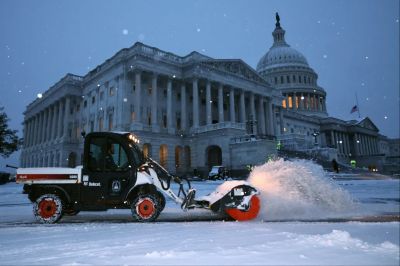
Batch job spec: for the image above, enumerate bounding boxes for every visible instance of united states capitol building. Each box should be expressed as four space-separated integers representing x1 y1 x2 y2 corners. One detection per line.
19 15 398 175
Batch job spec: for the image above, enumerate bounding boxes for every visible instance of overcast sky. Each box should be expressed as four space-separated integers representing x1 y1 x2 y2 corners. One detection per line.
0 0 399 170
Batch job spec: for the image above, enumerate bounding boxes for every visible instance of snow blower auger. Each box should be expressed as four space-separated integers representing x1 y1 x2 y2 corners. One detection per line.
17 132 260 223
145 157 261 221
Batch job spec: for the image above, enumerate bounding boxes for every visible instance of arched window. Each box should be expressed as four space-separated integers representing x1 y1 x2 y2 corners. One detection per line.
143 143 152 158
175 146 182 170
159 145 168 168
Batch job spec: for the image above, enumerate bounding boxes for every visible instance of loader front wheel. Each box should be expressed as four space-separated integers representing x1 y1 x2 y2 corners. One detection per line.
33 194 63 224
131 194 160 222
225 195 260 221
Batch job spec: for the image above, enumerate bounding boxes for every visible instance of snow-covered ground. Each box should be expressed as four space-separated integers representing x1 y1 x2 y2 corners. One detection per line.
0 160 399 265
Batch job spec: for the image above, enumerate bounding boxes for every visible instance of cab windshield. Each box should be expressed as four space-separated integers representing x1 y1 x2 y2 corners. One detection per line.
128 141 145 167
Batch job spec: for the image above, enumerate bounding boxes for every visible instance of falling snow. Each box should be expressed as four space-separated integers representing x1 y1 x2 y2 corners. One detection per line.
323 54 327 59
122 29 129 35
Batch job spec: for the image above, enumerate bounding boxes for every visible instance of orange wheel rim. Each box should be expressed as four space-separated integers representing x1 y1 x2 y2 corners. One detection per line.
225 195 260 221
38 199 57 219
137 198 155 219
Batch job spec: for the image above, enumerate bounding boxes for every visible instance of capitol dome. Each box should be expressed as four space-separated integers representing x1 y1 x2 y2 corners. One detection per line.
257 13 328 118
257 45 309 72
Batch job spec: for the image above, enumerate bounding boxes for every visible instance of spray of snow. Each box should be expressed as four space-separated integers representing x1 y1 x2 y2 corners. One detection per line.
247 159 356 220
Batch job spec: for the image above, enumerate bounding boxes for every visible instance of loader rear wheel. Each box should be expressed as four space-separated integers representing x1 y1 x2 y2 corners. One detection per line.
33 194 63 224
225 195 260 221
131 194 160 222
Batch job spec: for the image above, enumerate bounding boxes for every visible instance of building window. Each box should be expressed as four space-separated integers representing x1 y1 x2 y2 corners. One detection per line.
177 93 181 101
132 85 136 92
100 91 104 101
92 96 95 104
148 87 152 95
109 87 115 96
90 121 94 132
159 144 168 168
288 96 293 108
84 100 87 108
163 89 167 98
287 76 290 83
76 104 80 112
163 114 167 128
293 75 296 82
282 99 286 108
131 112 135 122
295 96 299 109
299 76 302 83
274 77 278 84
148 113 151 125
280 76 284 84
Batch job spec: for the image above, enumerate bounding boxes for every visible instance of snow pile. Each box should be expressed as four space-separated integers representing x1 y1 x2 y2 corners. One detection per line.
248 159 356 220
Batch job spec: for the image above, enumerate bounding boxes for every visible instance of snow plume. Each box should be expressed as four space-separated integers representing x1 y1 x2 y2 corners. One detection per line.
247 159 356 220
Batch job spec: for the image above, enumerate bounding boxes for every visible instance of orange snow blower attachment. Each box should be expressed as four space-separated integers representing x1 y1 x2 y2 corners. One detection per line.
179 180 261 221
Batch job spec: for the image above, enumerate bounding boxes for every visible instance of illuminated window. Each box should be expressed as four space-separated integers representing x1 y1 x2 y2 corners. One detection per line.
143 143 151 158
159 145 168 168
282 99 287 108
131 111 135 122
288 96 293 108
175 146 182 169
295 96 299 109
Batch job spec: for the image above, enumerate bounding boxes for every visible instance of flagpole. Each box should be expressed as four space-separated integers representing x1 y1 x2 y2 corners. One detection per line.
355 92 361 118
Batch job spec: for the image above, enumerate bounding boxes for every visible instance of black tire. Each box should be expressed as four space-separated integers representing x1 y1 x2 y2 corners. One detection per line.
131 193 161 222
33 194 63 224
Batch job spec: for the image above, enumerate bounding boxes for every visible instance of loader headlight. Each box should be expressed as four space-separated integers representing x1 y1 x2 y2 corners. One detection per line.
128 134 140 143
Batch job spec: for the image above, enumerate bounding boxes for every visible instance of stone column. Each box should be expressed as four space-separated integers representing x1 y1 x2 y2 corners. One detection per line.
52 102 58 139
345 134 351 156
259 96 266 135
44 108 50 142
218 83 224 123
57 100 64 138
285 95 289 110
51 104 57 141
279 107 284 135
181 82 187 130
33 116 38 145
151 74 159 132
229 87 235 123
250 93 256 134
167 78 173 129
192 78 199 128
206 80 212 125
63 96 71 138
300 93 304 109
267 99 274 136
38 111 43 144
353 133 359 156
240 90 246 123
135 71 142 123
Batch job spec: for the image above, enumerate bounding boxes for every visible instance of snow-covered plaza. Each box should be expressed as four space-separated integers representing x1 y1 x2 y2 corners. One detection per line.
0 160 398 265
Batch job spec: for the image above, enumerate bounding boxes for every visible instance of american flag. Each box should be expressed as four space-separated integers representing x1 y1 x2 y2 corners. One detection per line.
350 105 358 114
